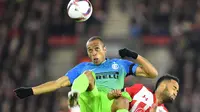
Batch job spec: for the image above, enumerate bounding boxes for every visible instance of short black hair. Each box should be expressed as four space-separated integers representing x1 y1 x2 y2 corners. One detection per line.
154 74 179 92
87 36 105 47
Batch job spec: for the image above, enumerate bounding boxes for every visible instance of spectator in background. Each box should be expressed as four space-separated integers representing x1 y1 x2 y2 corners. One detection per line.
0 0 200 112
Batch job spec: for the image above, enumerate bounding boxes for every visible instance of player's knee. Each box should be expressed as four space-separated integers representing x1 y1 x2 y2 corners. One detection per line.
112 96 129 111
83 70 95 90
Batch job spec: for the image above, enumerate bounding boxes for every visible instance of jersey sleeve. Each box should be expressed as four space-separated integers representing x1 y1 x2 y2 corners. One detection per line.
64 62 86 84
125 84 143 97
116 59 139 76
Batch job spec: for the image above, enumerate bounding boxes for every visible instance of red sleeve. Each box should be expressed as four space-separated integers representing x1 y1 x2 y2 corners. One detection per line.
125 84 143 97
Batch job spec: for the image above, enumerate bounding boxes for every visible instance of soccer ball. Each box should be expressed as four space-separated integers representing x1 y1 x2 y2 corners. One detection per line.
67 0 93 22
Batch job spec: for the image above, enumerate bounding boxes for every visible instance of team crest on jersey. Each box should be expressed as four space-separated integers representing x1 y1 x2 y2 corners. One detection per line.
112 63 119 70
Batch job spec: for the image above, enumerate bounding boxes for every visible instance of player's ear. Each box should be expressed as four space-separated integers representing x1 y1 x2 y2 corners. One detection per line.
159 82 166 91
103 46 107 52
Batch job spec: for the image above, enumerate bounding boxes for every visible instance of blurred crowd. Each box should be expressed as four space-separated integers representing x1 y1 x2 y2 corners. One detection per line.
125 0 200 112
0 0 107 112
0 0 200 112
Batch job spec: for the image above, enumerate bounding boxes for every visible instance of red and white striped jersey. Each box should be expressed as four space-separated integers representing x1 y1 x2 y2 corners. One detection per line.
125 84 168 112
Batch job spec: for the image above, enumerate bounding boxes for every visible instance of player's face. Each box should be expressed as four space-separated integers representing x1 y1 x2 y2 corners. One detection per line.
164 80 179 102
86 39 106 65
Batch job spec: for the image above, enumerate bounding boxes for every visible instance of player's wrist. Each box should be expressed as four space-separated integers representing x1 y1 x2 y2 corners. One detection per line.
27 87 34 95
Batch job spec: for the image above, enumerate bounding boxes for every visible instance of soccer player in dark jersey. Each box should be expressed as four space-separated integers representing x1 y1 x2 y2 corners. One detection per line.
14 36 158 112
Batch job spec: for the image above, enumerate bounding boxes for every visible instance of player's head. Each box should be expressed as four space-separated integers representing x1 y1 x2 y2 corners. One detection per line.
154 74 179 103
86 36 106 65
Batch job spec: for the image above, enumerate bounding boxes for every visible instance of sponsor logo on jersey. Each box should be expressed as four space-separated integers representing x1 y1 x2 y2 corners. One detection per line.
96 72 119 79
112 63 119 70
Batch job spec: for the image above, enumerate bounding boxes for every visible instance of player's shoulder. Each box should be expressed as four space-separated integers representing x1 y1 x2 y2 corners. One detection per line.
109 58 121 62
126 83 153 93
106 58 121 64
110 58 129 63
124 83 146 96
125 83 144 92
131 83 144 88
76 62 91 67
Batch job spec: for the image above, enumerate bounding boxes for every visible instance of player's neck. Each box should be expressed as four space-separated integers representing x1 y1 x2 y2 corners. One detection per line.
93 59 106 65
101 59 106 64
99 58 107 64
155 93 164 104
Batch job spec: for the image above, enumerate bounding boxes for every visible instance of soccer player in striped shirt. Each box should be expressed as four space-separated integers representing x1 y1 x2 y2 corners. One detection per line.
108 75 179 112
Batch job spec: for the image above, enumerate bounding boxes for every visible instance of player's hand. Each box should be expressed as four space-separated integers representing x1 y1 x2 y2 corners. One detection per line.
13 87 33 99
119 48 138 59
107 89 122 100
149 103 157 112
110 89 122 97
150 105 168 112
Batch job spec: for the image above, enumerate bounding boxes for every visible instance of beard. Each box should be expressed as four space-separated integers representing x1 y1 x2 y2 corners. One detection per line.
162 88 174 103
163 96 174 103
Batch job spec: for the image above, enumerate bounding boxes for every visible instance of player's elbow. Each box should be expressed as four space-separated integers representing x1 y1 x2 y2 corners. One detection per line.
54 81 62 89
148 70 158 78
55 76 71 88
55 81 67 89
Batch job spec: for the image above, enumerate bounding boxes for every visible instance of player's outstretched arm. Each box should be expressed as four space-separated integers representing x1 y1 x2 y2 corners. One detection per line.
119 48 158 78
14 76 71 99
